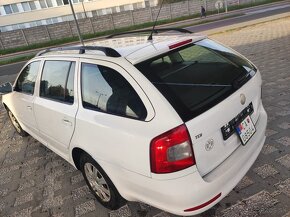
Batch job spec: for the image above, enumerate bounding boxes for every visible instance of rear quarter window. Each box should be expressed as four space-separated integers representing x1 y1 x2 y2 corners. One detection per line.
81 63 147 120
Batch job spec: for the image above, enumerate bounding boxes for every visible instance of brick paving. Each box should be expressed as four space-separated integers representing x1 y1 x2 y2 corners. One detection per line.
0 16 290 217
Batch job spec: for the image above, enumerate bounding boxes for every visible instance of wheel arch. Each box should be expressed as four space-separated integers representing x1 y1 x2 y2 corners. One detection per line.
71 147 130 200
72 147 86 170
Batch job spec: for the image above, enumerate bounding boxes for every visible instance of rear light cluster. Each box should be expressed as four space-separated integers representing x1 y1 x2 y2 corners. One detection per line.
150 125 196 174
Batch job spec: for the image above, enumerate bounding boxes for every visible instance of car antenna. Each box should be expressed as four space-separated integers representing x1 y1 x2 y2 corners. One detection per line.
68 0 84 46
147 0 165 41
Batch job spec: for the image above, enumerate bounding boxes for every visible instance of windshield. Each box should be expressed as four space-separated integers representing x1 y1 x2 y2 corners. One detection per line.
135 39 257 122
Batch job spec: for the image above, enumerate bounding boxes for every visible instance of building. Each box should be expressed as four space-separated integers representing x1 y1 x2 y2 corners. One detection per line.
0 0 158 32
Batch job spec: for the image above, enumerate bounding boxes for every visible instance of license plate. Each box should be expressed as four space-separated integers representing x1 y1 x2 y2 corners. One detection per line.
235 115 256 145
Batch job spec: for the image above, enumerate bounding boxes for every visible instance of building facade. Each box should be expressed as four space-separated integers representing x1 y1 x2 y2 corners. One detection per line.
0 0 157 32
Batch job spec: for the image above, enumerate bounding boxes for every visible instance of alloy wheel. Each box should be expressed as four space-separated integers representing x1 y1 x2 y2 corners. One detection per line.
84 162 111 202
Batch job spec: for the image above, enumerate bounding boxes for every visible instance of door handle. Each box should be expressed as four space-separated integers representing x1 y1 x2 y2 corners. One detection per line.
62 119 72 126
27 106 32 110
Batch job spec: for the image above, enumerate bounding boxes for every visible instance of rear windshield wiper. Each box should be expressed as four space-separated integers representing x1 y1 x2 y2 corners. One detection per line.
232 70 254 89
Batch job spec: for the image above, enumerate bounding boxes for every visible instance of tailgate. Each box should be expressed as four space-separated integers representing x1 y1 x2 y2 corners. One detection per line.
186 72 262 176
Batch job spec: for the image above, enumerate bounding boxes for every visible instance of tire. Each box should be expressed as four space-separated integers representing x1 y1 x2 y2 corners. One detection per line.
79 153 126 210
7 109 28 137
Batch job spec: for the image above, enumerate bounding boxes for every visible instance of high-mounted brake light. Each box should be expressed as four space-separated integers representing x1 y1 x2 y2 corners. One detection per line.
169 39 193 49
150 124 196 174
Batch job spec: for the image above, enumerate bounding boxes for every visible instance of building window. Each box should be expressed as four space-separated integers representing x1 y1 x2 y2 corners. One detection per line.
46 19 53 24
133 2 144 9
124 4 132 11
29 1 37 10
46 0 53 7
11 4 19 13
12 24 19 30
76 13 85 19
96 9 103 16
86 11 93 17
56 0 63 6
111 7 117 13
52 17 59 23
22 2 31 11
4 5 12 14
36 20 42 26
145 0 150 7
63 0 69 5
39 0 48 8
119 5 125 12
106 8 112 14
18 23 26 29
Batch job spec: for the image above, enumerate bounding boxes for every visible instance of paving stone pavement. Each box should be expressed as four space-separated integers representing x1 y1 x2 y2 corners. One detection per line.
0 16 290 217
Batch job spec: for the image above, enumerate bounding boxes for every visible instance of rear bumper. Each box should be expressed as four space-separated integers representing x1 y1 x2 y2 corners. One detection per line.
101 104 267 216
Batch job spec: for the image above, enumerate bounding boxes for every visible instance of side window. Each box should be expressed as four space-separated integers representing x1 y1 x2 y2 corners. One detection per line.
81 63 147 120
40 60 75 104
15 61 40 95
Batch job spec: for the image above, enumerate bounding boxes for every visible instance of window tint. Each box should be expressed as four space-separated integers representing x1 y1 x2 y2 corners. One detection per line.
15 61 40 94
81 63 147 120
40 61 75 104
136 39 256 122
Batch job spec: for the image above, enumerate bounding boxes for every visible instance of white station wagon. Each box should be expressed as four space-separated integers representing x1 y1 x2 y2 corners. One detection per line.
1 29 267 216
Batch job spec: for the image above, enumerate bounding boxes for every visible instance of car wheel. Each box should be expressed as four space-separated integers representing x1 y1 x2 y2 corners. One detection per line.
7 109 28 137
79 153 126 210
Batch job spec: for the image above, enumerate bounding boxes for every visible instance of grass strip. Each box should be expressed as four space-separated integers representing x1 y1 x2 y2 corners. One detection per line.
0 55 35 66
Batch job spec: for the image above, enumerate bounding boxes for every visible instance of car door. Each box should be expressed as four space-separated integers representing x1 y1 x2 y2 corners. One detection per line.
33 58 78 160
71 59 155 176
11 60 41 136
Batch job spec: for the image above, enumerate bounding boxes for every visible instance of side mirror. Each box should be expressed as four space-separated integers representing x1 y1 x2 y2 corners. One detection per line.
0 82 13 95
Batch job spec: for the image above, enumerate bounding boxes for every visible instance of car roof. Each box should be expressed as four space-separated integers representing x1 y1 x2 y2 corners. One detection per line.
38 33 206 65
87 34 206 64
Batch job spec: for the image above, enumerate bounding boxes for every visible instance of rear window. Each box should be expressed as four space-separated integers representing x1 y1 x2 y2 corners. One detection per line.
135 39 256 122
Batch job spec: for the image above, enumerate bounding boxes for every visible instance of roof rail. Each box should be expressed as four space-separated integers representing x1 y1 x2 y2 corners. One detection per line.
36 46 121 57
107 28 192 39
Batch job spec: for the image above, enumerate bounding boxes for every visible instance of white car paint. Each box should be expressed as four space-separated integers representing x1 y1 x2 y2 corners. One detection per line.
2 33 267 216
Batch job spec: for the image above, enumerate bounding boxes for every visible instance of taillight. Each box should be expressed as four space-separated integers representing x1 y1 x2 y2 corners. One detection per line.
150 124 196 174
